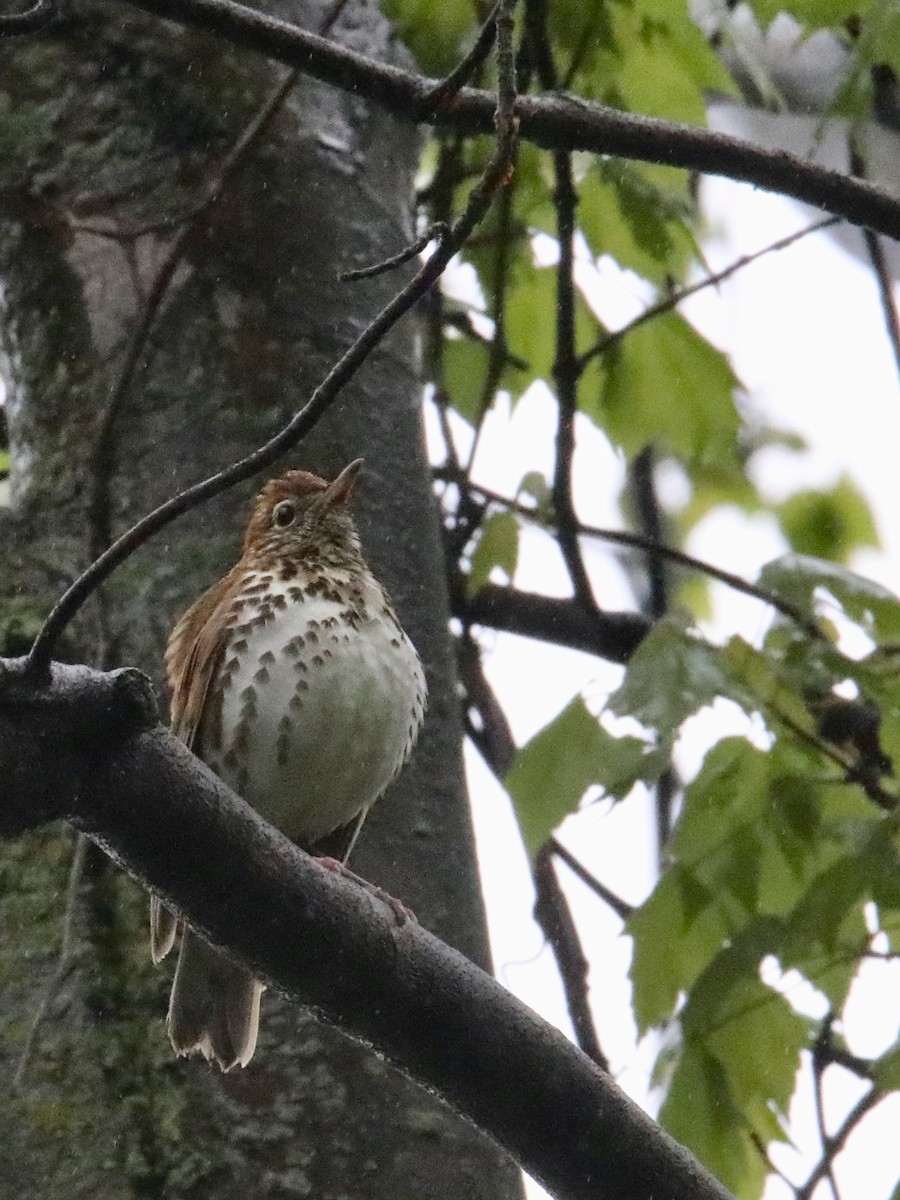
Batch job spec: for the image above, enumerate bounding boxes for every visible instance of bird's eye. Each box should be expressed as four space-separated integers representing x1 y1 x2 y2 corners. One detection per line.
272 500 296 528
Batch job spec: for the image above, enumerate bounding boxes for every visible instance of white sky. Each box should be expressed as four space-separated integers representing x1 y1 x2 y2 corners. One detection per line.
441 174 900 1200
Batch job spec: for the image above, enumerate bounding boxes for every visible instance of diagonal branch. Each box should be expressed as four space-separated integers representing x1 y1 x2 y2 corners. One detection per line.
123 0 900 240
0 657 736 1200
534 842 609 1071
578 215 840 370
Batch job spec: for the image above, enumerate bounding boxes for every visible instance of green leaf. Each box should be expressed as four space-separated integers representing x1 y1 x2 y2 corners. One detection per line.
672 739 769 865
682 928 810 1118
467 512 519 593
759 555 900 644
587 313 741 466
660 1046 768 1200
776 475 879 563
503 262 556 389
608 618 741 740
578 163 695 281
501 262 601 397
515 470 550 513
628 864 744 1032
505 697 664 856
382 0 476 75
719 636 816 736
874 1043 900 1092
442 333 487 424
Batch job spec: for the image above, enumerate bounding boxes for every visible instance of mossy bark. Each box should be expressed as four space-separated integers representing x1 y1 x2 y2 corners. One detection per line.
0 5 522 1198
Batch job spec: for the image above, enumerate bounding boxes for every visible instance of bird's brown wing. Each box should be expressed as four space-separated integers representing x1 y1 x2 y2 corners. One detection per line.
165 565 243 750
154 566 243 960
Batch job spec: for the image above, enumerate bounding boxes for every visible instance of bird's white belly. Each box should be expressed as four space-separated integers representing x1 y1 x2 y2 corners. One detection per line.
201 587 425 845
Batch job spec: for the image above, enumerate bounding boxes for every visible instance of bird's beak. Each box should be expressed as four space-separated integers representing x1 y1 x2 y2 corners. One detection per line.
322 458 364 510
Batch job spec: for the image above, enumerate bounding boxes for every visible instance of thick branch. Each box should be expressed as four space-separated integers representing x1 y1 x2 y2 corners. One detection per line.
0 658 733 1200
463 584 651 663
125 0 900 240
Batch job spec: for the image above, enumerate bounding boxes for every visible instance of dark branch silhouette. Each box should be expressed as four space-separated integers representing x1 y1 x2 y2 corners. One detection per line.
123 0 900 239
0 657 735 1200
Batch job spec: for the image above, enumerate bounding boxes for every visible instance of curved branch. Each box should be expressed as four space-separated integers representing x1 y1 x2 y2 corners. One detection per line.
0 658 734 1200
126 0 900 240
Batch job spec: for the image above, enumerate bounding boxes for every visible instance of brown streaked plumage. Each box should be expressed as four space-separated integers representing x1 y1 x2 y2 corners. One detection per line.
153 460 426 1070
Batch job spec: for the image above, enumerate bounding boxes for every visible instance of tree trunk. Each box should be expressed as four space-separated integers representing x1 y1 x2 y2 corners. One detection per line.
0 4 522 1197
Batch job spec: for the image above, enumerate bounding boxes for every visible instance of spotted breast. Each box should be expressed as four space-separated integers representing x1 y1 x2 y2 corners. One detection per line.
153 460 426 1070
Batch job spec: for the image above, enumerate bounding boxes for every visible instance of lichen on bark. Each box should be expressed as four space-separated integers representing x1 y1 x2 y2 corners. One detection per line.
0 3 522 1197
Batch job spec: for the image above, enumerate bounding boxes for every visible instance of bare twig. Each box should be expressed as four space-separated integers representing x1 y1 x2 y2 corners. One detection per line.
860 226 900 384
25 0 521 679
456 478 824 640
521 2 595 611
550 837 634 921
795 1083 883 1200
423 0 500 109
534 842 610 1070
462 152 517 475
12 833 88 1091
457 632 516 774
339 223 449 281
812 1017 842 1200
551 147 596 609
579 216 841 370
628 447 678 852
851 150 900 387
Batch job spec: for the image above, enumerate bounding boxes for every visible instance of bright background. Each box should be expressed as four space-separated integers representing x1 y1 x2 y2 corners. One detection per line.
435 171 900 1199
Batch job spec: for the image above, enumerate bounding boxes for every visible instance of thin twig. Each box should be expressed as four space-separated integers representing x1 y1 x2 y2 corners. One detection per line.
534 843 610 1070
850 150 900 387
629 448 678 852
455 477 825 640
579 216 840 370
457 631 516 774
522 0 595 609
550 836 634 921
461 151 517 476
423 0 500 109
25 0 521 679
12 833 88 1092
812 1017 842 1200
795 1084 883 1200
339 223 449 281
551 148 596 608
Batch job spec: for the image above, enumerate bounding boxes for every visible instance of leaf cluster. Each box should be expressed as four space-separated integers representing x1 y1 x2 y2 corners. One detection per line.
385 0 900 1193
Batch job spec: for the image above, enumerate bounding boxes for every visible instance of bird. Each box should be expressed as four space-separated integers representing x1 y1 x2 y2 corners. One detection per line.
151 459 427 1070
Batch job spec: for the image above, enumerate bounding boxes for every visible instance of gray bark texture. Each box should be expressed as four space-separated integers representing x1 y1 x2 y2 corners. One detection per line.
0 3 522 1198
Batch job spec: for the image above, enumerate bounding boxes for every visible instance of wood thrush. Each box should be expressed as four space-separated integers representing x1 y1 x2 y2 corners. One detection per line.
151 460 427 1070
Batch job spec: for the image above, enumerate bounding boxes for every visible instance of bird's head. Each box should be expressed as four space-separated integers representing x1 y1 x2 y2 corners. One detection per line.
243 459 364 567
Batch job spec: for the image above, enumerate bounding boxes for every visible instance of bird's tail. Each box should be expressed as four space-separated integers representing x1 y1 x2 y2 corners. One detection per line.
167 926 262 1071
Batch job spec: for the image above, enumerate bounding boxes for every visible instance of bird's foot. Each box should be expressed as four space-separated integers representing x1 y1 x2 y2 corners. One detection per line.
315 856 416 926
